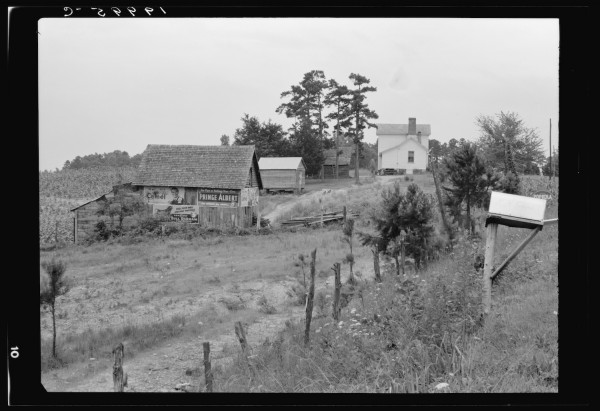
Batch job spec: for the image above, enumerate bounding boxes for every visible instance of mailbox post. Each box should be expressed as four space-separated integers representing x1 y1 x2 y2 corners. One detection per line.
482 192 551 315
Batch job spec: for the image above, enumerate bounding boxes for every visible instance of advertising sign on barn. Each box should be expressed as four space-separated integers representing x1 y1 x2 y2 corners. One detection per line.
197 188 239 207
240 187 259 207
153 204 199 224
144 186 187 205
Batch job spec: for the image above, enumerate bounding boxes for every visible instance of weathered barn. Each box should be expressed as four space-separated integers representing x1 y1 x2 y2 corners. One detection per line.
71 145 262 243
321 146 354 178
258 157 306 194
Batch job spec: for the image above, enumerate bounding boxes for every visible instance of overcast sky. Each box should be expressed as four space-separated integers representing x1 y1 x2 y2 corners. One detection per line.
38 18 558 171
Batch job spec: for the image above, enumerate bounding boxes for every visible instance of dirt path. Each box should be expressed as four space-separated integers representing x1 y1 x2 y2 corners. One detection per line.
41 271 358 392
41 309 305 392
262 187 346 225
264 176 401 225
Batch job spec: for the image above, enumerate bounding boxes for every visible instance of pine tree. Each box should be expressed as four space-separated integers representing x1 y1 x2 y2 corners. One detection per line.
40 258 69 358
441 142 492 232
324 79 353 179
348 73 378 184
359 182 435 271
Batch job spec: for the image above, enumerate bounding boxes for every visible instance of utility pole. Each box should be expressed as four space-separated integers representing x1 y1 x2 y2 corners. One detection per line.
549 118 552 180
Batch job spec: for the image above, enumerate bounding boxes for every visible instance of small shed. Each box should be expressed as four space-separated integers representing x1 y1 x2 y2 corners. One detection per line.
70 182 145 244
322 146 354 178
258 157 306 194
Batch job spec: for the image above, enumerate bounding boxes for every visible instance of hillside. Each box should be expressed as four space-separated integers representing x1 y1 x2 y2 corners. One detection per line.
39 174 558 393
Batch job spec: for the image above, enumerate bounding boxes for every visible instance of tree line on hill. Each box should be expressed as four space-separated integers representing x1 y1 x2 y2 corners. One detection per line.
429 111 556 177
62 150 142 170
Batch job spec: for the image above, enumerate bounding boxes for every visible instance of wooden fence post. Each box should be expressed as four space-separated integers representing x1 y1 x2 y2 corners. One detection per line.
234 321 249 354
400 232 406 275
256 201 261 233
234 321 254 376
304 248 317 347
112 342 126 392
482 223 498 315
332 262 341 321
372 247 382 283
203 341 213 393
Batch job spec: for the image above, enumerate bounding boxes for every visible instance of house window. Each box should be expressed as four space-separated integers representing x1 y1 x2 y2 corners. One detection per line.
408 151 414 163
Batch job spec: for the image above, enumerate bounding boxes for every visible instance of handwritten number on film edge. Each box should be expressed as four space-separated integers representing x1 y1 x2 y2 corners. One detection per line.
63 7 166 17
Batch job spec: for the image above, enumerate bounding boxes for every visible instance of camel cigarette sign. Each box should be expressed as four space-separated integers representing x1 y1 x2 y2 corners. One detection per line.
144 186 187 205
153 204 199 223
198 188 239 207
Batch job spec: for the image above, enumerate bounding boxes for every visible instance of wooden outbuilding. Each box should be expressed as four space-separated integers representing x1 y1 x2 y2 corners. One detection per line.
71 145 262 243
321 146 354 179
258 157 306 194
70 182 145 244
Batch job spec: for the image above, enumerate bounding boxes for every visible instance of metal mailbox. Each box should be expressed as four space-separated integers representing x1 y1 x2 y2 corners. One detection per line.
486 191 547 229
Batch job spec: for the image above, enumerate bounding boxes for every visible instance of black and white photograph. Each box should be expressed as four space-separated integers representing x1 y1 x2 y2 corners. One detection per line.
6 4 591 405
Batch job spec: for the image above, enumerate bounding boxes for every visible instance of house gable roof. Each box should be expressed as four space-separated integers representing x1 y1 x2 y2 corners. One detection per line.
258 157 306 170
380 138 428 155
376 123 431 136
132 144 262 190
323 146 354 166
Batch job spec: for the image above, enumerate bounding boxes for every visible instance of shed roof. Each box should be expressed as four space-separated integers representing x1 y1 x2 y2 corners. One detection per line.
258 157 305 170
132 144 261 189
323 146 354 166
70 192 112 212
376 123 431 136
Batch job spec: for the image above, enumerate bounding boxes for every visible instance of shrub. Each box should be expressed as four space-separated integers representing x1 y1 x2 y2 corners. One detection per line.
286 281 307 306
314 290 329 317
163 224 180 236
138 216 162 233
257 295 277 314
361 182 437 271
219 296 246 311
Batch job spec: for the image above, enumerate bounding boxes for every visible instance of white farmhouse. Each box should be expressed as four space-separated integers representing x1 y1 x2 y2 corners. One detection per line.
376 117 431 174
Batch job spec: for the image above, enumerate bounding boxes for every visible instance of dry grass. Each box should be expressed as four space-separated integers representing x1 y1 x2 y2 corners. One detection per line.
211 201 558 393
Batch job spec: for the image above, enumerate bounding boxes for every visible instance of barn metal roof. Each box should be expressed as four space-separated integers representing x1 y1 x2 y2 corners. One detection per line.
376 123 431 136
132 144 262 190
258 157 305 170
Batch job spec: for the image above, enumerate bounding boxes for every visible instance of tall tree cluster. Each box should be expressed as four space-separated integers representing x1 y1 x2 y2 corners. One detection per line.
276 70 379 181
231 70 379 179
476 111 545 176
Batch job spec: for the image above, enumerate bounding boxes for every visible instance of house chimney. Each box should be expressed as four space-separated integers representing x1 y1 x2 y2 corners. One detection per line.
408 118 417 135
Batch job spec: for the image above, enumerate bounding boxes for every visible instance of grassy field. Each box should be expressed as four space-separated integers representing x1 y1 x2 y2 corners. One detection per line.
212 200 559 393
39 172 558 393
